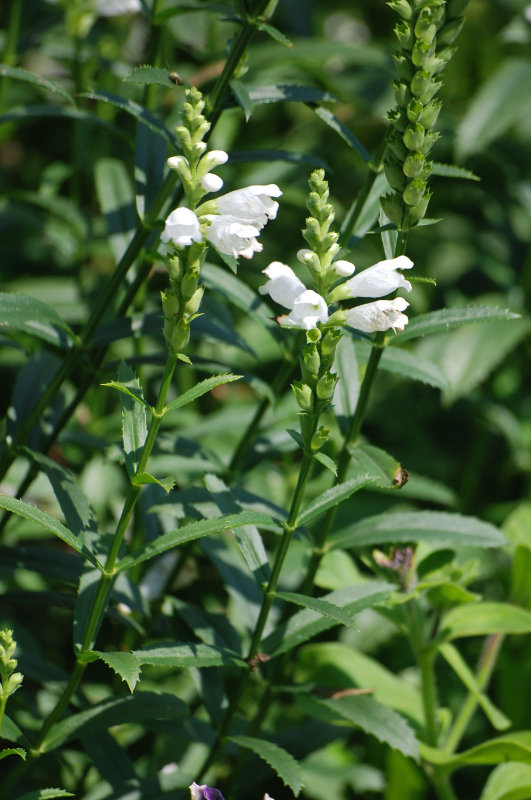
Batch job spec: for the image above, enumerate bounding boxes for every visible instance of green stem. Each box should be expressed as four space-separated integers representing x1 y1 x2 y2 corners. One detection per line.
444 633 504 754
0 0 22 113
406 601 438 746
143 0 165 111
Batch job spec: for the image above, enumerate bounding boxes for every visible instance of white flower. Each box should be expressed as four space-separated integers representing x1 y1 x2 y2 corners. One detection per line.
215 184 281 228
204 215 262 259
259 262 306 308
94 0 142 16
161 208 202 248
263 795 276 800
342 255 413 298
344 297 409 333
201 150 229 169
201 173 224 193
282 290 329 330
332 259 356 277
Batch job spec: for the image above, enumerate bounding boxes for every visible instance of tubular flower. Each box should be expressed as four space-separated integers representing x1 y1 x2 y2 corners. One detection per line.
215 184 281 227
344 297 410 333
259 262 306 308
332 255 413 301
161 208 202 248
204 216 263 259
189 784 225 800
283 290 329 330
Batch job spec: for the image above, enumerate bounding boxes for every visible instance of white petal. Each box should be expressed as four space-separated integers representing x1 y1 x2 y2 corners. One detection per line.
203 150 229 168
205 215 262 259
161 207 202 247
344 255 413 298
344 298 409 333
167 156 187 171
284 289 328 330
201 173 224 193
216 184 282 227
94 0 141 15
259 262 306 309
332 259 356 277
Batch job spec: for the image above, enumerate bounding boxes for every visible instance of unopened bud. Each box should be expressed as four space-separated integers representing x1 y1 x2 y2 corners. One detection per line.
303 344 320 378
408 188 431 223
316 372 337 402
419 130 439 155
403 122 425 150
393 54 414 81
406 98 423 122
384 157 408 192
380 193 404 226
412 40 435 68
393 80 411 107
387 0 413 20
292 381 313 412
184 286 204 315
311 426 330 452
395 21 414 49
403 151 425 178
403 178 426 206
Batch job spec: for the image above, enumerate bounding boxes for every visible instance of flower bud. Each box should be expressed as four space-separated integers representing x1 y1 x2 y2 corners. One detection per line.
292 381 313 412
393 80 411 107
403 178 426 206
387 0 413 20
403 122 425 150
320 328 341 367
316 372 337 402
181 270 199 301
7 672 23 694
438 17 464 45
167 156 192 181
380 193 404 226
384 156 408 192
303 344 320 378
167 256 182 284
387 131 408 161
419 130 439 154
311 426 330 452
406 98 423 123
184 286 204 315
332 260 355 277
415 9 437 43
191 142 207 159
393 54 414 81
412 40 435 68
200 173 224 193
410 68 432 97
408 188 431 223
394 21 414 49
403 151 425 178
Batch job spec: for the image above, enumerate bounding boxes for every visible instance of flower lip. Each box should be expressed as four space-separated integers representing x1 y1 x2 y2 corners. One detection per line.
161 207 202 248
283 289 329 330
215 184 282 226
204 215 262 259
344 297 409 333
259 262 306 309
343 255 413 298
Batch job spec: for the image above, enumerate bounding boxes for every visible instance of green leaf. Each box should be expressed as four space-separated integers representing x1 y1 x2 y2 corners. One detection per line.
347 442 402 489
102 380 150 409
133 642 245 668
303 694 419 760
333 335 359 436
421 732 531 769
297 474 374 527
331 511 506 551
80 90 177 145
0 64 74 105
0 714 30 746
479 763 531 800
248 84 337 106
165 374 242 414
14 791 74 800
228 148 329 169
313 107 371 163
0 747 26 761
442 603 531 640
115 511 276 573
456 59 531 159
41 692 188 752
0 105 129 144
392 306 521 344
135 122 167 219
131 472 175 493
439 643 510 730
231 79 253 121
0 495 103 572
0 292 76 348
276 591 359 631
95 158 137 264
255 22 293 48
124 65 176 87
228 735 303 796
431 162 480 181
355 340 449 391
118 362 148 479
91 651 141 692
313 452 337 476
262 582 393 657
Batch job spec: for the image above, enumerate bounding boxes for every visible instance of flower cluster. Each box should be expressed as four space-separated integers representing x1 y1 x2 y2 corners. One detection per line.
189 783 274 800
381 0 470 228
0 629 23 703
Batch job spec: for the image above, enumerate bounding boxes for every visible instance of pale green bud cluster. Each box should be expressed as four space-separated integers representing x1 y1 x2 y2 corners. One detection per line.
381 0 470 229
161 244 205 354
0 628 23 702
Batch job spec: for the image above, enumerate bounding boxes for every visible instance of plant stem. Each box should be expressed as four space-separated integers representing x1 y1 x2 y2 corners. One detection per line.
0 0 22 113
444 633 504 754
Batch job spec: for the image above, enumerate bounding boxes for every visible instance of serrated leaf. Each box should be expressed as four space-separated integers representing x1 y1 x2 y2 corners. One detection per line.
0 64 74 104
421 732 531 769
115 511 276 573
479 762 531 800
0 747 26 761
124 65 176 87
262 582 393 657
0 292 76 348
116 362 148 479
229 735 303 796
313 451 337 475
297 474 374 527
276 591 359 631
41 692 188 752
255 22 293 48
431 162 480 181
392 307 521 344
0 495 102 571
355 340 449 391
230 79 253 121
303 694 419 760
439 643 510 730
331 511 506 551
14 791 74 800
133 642 245 668
442 603 531 640
101 380 150 409
313 107 371 163
165 374 242 414
0 714 29 746
248 84 337 106
132 472 175 493
91 651 141 692
347 442 402 489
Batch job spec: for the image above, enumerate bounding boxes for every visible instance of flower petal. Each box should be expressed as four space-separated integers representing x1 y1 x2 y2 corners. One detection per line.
259 262 306 309
161 207 202 247
344 297 409 332
344 255 413 298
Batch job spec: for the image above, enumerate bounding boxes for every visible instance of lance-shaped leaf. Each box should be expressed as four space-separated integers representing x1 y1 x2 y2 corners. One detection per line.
0 64 74 104
420 732 531 769
14 791 74 800
95 159 137 265
347 443 402 489
276 591 359 631
0 292 76 348
90 651 142 692
479 762 531 800
441 603 531 640
165 373 242 414
0 748 26 762
125 65 176 87
115 511 276 573
80 91 177 145
41 692 188 752
301 694 419 761
262 583 393 658
391 307 520 344
296 473 374 527
355 340 449 391
229 735 303 796
133 642 245 668
313 107 371 163
331 511 505 551
132 472 175 493
0 496 103 572
114 363 148 478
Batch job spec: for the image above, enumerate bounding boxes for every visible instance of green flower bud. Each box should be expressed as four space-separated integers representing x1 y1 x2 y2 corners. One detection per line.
415 9 437 43
387 131 409 161
387 0 413 20
419 130 439 154
418 98 441 128
395 21 414 50
191 142 207 160
180 271 199 301
403 151 425 178
408 188 431 223
7 672 23 694
384 156 408 192
412 40 435 68
393 54 414 81
167 256 183 284
303 344 320 378
306 327 321 344
292 381 313 412
403 122 425 150
430 4 446 27
393 80 411 107
380 193 404 226
410 68 433 97
438 17 464 45
311 426 330 452
161 289 179 320
403 178 426 206
320 328 341 368
316 372 337 402
406 98 423 122
184 286 204 315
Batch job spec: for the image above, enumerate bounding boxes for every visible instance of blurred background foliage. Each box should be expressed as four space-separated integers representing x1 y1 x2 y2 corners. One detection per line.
0 1 530 798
